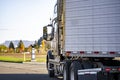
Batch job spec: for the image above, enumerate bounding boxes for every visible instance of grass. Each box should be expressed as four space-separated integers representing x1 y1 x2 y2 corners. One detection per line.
36 57 46 62
0 53 46 63
0 56 23 63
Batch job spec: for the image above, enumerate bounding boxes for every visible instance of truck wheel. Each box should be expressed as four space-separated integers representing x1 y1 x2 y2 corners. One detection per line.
63 61 71 80
47 62 54 77
46 51 55 78
70 61 82 80
46 51 54 70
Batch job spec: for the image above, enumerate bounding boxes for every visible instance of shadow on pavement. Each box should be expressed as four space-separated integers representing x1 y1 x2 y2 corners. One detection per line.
0 74 62 80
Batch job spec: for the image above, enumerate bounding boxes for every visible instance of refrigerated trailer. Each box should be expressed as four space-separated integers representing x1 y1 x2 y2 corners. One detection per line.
43 0 120 80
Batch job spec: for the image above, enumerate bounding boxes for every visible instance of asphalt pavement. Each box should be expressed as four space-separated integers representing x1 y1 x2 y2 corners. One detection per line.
0 62 63 80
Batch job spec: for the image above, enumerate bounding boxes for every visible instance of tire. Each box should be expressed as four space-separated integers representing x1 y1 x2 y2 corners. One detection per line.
97 72 107 80
46 50 55 78
82 61 93 69
48 69 54 78
114 73 120 80
118 74 120 80
63 61 71 80
70 61 82 80
46 50 54 70
47 61 55 77
108 73 114 80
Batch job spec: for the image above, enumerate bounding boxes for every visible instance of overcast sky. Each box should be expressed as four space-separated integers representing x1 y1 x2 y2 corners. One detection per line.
0 0 56 43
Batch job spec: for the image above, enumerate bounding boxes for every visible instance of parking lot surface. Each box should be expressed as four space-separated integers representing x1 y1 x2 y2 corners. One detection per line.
0 62 62 80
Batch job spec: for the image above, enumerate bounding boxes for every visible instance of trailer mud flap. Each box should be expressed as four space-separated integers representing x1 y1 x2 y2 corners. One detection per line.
78 68 101 80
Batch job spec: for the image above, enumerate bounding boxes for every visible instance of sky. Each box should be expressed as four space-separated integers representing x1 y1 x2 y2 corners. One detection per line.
0 0 56 44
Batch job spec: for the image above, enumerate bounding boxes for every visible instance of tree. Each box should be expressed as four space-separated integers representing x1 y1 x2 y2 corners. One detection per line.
17 40 25 53
41 40 45 50
27 45 32 52
0 45 8 53
8 41 15 53
46 41 51 50
34 41 39 49
9 41 15 49
38 37 43 46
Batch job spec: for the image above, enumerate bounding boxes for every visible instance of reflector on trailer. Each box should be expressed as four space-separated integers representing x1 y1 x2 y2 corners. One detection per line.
94 51 99 54
109 52 116 54
105 68 111 72
66 51 71 56
80 51 85 54
118 68 120 71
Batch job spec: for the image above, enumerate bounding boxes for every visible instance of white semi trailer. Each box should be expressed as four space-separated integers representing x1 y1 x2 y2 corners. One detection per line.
43 0 120 80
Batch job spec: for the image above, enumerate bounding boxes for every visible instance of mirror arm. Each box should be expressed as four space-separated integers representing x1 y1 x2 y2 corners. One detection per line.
47 24 52 26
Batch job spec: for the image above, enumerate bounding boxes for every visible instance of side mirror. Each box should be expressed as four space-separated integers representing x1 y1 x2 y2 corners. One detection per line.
43 24 54 41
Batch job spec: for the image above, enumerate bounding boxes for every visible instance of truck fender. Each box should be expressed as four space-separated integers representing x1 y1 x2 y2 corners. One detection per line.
47 50 54 59
70 61 82 80
63 61 71 80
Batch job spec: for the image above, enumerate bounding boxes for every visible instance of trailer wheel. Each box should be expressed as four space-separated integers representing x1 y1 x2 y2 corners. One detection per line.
70 61 82 80
82 61 93 69
113 73 120 80
108 73 114 80
63 61 71 80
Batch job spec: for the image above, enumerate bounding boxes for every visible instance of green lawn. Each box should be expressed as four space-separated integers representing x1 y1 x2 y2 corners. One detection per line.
0 56 23 63
0 54 46 63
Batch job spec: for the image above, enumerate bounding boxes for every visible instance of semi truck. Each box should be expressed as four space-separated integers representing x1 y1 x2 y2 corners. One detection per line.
43 0 120 80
